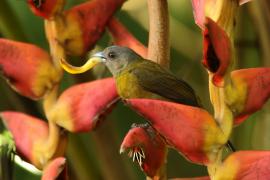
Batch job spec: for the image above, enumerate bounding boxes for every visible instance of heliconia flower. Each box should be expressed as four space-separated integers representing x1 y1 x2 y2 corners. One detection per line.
46 0 125 56
203 18 231 87
126 99 226 165
41 157 67 180
107 18 148 58
226 68 270 125
214 151 270 179
0 112 67 169
0 39 61 100
120 123 167 178
191 0 238 35
49 78 119 132
27 0 65 19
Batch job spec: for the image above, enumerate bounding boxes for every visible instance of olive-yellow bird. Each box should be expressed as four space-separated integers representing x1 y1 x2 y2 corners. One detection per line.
60 45 235 151
61 46 201 107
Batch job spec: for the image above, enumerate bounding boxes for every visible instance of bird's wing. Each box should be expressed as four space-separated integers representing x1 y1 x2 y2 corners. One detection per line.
131 60 201 107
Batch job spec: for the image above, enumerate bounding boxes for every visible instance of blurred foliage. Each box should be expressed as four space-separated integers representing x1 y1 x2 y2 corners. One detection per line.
0 0 269 179
0 131 15 180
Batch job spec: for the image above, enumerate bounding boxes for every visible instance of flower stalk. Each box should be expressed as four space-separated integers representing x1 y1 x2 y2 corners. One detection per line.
147 0 170 67
146 0 170 179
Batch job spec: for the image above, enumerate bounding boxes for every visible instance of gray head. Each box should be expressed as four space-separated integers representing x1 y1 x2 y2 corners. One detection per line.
94 46 141 76
60 46 141 76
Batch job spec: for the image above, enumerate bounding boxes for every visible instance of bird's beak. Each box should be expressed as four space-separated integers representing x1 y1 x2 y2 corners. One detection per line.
92 52 106 61
60 51 106 74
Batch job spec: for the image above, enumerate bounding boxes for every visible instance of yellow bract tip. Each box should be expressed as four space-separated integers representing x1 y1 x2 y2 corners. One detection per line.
60 57 103 74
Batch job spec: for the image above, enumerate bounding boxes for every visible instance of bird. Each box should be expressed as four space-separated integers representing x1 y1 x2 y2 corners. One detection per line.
60 46 201 107
60 45 235 151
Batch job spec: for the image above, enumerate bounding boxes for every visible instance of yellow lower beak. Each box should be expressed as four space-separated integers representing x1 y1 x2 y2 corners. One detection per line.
60 57 103 74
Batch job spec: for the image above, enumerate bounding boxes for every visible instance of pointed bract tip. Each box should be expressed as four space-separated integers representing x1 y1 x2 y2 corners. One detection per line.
119 146 126 154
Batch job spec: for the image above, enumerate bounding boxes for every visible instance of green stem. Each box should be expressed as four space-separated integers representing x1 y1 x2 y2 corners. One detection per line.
0 131 15 180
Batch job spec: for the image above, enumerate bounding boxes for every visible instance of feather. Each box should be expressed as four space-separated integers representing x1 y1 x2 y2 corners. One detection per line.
130 60 201 107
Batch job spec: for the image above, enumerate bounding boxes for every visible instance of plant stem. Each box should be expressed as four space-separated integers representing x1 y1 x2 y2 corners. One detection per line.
209 83 233 140
44 19 66 73
40 86 65 168
205 1 239 178
147 0 170 67
147 0 169 179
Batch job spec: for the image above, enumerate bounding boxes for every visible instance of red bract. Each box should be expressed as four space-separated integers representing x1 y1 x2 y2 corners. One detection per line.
203 18 231 87
191 0 238 34
214 151 270 179
50 78 119 132
1 112 50 169
191 0 205 29
27 0 65 19
228 68 270 125
0 38 60 99
42 157 67 180
126 99 225 165
51 0 125 56
0 112 67 169
108 18 148 58
0 111 48 165
120 124 166 178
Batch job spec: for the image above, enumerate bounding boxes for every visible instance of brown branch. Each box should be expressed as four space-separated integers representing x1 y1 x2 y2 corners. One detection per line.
146 1 169 179
147 0 170 68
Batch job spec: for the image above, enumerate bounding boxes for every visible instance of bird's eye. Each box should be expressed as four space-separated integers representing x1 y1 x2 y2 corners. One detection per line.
108 52 116 59
32 0 44 8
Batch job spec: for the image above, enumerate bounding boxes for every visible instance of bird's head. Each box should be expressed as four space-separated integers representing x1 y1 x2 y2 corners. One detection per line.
60 46 141 76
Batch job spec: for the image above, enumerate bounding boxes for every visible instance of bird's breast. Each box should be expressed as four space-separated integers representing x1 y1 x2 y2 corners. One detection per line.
116 71 154 99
